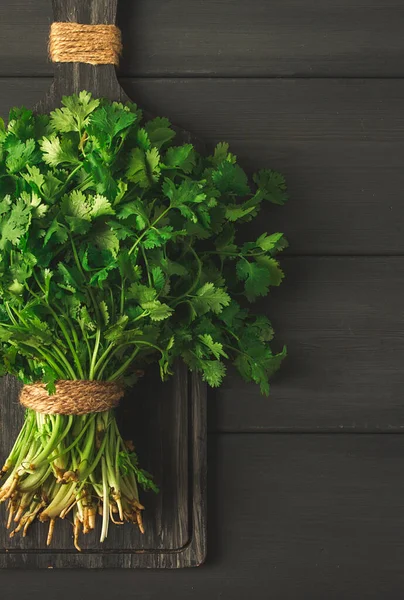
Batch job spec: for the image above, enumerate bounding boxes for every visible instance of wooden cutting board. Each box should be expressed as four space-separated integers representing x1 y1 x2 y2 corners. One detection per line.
0 0 207 569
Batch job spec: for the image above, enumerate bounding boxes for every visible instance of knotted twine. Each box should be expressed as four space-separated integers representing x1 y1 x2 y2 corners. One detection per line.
49 22 122 66
20 380 124 415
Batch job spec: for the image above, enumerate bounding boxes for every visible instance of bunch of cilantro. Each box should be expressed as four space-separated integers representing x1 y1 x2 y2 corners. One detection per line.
0 92 287 546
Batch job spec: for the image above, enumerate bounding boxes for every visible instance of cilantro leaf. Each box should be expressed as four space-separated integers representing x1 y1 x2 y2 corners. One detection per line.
87 104 137 144
151 266 165 291
40 135 80 167
191 283 231 316
200 360 226 387
5 138 37 173
255 232 285 252
51 91 100 133
198 334 228 359
126 147 161 188
141 301 173 321
253 169 288 205
236 260 271 300
145 117 176 148
209 142 236 167
212 161 250 195
163 144 196 173
0 198 31 249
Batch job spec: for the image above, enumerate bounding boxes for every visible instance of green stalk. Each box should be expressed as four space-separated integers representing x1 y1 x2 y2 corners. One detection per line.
30 415 72 468
16 342 66 379
69 234 101 323
77 418 109 481
18 465 52 493
76 417 96 480
89 326 101 380
171 245 202 304
47 311 84 379
52 344 78 380
100 456 110 542
1 410 34 471
128 206 171 256
25 275 85 380
107 347 140 382
92 342 115 378
51 414 97 460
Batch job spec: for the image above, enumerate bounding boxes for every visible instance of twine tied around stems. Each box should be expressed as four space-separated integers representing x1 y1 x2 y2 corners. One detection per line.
19 380 124 415
49 22 122 66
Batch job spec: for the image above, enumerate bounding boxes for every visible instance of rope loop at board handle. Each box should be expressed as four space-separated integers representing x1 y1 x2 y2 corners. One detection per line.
49 22 122 66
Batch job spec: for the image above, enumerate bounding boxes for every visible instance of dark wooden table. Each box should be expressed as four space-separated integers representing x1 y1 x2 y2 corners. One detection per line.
2 1 404 597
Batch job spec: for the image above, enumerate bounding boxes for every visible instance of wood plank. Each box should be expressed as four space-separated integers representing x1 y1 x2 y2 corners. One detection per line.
2 434 404 597
212 257 404 432
0 1 52 76
1 77 404 254
2 0 404 77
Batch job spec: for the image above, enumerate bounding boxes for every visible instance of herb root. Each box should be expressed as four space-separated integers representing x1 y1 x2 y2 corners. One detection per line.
0 409 154 550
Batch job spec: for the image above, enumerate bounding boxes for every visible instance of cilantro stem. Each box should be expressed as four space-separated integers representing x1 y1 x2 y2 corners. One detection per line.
78 320 92 376
52 344 77 380
32 273 84 378
104 339 165 382
21 277 83 379
16 342 66 379
92 342 115 378
89 327 101 380
222 327 241 343
222 343 250 359
128 206 171 256
171 246 202 305
100 457 110 542
93 334 146 380
140 246 152 287
108 286 116 323
120 277 125 315
4 302 18 326
69 234 101 323
51 314 84 378
107 347 140 382
202 249 267 258
56 163 83 198
50 414 96 459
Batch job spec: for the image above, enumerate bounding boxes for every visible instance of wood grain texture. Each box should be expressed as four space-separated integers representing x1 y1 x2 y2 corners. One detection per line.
2 77 404 254
0 367 207 568
2 434 404 596
0 0 403 588
211 257 404 432
2 0 404 77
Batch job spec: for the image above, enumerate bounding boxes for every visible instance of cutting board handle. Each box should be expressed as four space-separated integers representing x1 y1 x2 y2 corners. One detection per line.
52 0 118 24
36 0 204 150
36 0 127 112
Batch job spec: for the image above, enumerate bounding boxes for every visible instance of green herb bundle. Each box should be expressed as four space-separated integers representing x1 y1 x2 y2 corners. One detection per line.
0 91 287 549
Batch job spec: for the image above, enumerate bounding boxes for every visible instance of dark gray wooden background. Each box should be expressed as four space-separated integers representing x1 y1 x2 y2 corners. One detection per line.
1 0 404 597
